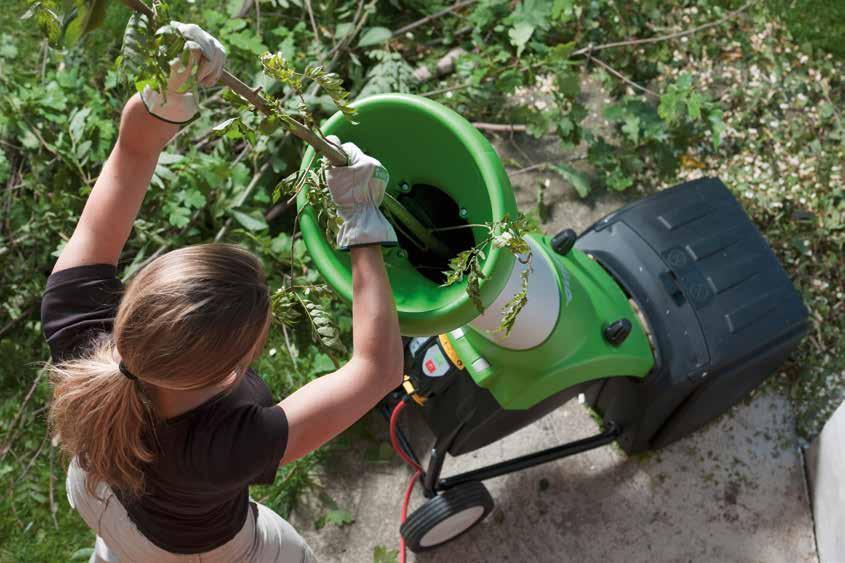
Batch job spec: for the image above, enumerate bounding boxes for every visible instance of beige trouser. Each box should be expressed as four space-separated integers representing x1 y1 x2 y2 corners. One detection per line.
67 459 316 563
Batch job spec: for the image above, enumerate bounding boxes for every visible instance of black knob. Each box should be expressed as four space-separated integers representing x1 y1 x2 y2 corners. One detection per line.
551 228 577 255
603 319 632 347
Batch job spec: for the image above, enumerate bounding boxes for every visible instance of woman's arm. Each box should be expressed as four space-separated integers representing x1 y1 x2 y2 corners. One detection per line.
52 95 178 273
278 245 403 464
53 24 226 274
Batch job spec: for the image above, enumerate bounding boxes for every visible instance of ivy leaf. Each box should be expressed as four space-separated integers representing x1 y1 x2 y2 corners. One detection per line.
167 205 191 228
551 163 591 198
357 27 392 47
551 0 574 20
708 109 726 148
621 115 640 144
316 508 355 529
182 188 206 209
658 90 681 124
508 22 534 57
373 545 399 563
231 210 268 232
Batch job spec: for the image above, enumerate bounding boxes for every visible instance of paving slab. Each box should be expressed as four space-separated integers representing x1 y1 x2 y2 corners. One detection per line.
292 390 816 563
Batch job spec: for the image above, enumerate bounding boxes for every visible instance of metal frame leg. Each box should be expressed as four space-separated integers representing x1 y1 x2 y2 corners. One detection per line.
435 422 620 492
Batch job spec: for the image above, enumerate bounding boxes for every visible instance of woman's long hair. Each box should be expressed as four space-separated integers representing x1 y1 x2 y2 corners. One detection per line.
48 244 272 497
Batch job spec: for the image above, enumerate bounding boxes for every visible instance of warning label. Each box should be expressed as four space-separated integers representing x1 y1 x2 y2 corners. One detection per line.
422 346 449 378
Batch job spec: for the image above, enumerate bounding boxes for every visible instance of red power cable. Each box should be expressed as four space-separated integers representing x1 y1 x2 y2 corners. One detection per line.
400 469 422 563
390 398 423 563
390 399 422 472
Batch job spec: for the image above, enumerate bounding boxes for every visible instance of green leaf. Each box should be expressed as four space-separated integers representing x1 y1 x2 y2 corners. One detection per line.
686 92 704 120
551 163 591 198
548 41 575 61
309 353 336 376
68 107 91 144
496 267 530 335
71 548 95 561
231 210 268 232
373 545 399 563
621 115 640 144
357 27 392 47
63 0 110 45
334 22 354 39
182 189 206 209
323 508 355 527
167 206 191 228
551 0 574 19
508 22 535 57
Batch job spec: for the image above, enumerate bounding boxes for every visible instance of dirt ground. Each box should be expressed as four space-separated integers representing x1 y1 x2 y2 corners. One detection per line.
287 134 818 562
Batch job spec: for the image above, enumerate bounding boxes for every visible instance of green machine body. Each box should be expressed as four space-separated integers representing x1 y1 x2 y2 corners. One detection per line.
298 94 654 411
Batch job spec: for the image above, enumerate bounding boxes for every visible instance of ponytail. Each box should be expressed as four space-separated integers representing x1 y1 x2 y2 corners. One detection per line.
49 243 271 498
48 336 155 498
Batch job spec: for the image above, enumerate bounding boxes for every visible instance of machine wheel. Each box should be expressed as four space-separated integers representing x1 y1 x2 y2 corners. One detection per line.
400 481 494 552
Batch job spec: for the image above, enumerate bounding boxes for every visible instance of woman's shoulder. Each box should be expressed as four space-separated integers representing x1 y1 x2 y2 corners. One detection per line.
41 263 123 363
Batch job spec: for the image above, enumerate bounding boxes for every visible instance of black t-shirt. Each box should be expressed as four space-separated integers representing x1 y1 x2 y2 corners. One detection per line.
41 264 289 554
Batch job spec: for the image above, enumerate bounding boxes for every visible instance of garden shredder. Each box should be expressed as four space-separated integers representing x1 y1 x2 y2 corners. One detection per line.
298 94 809 552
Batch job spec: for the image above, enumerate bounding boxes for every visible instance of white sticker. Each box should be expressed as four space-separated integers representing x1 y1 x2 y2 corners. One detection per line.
408 337 428 357
422 346 450 378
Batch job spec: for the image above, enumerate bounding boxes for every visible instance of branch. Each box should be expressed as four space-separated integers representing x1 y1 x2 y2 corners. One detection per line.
473 122 528 133
586 54 658 98
303 0 322 45
572 2 753 56
214 161 272 242
0 302 35 340
0 370 45 465
391 0 477 37
118 0 347 166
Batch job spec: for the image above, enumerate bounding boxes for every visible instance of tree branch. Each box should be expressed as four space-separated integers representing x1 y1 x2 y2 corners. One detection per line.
391 0 477 38
586 54 658 98
472 122 528 132
119 0 348 166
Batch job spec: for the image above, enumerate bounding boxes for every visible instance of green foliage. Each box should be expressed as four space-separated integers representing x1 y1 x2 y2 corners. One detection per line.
440 213 534 331
373 544 400 563
443 246 486 313
769 0 845 57
261 52 356 120
358 50 416 99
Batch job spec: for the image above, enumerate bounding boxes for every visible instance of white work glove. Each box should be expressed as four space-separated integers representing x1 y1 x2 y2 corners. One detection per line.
139 22 226 124
324 136 398 250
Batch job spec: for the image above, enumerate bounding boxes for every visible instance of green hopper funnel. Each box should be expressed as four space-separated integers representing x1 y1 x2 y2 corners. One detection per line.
298 94 518 336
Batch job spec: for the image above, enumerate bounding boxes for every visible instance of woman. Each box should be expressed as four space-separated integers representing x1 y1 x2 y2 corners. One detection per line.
43 22 403 562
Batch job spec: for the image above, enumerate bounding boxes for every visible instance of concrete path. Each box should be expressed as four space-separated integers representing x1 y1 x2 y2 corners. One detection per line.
290 135 817 562
292 391 816 563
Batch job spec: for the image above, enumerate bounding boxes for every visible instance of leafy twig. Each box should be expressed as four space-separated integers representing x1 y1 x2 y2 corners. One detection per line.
118 0 348 166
